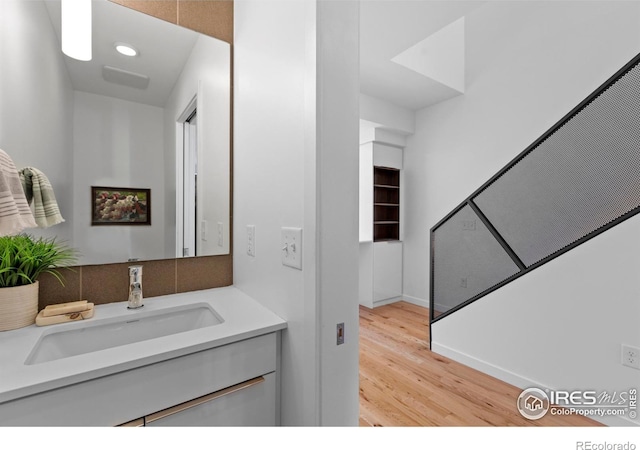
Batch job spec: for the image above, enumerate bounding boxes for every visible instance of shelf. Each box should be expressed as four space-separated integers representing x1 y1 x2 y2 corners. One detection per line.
374 188 399 204
374 167 400 187
373 166 400 242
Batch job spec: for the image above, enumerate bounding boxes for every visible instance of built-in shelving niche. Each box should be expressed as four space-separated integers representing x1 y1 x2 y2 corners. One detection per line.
373 167 400 242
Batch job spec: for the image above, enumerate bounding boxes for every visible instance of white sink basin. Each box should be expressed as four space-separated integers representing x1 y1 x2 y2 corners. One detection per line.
25 303 223 365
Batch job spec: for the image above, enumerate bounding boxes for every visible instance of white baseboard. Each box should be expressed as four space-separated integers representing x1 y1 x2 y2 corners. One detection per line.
431 342 639 427
400 294 429 309
401 294 451 315
372 296 402 308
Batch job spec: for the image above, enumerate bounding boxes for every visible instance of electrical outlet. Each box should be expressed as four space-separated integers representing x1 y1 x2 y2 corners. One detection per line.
247 225 255 257
621 344 640 369
462 220 476 231
337 323 344 345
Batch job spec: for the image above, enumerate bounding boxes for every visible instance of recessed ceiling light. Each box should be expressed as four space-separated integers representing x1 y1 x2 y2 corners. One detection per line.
115 43 138 57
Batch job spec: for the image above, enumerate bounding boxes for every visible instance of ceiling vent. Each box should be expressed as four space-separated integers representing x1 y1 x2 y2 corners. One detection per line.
102 65 150 90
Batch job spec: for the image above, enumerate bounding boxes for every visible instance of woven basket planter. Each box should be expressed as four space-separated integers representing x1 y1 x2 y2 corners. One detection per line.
0 281 39 332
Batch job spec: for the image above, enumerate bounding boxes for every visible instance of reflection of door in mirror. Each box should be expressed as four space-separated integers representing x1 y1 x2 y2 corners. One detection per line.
183 110 198 257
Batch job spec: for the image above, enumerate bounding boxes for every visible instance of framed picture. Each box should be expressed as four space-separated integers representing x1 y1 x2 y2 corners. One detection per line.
91 187 151 225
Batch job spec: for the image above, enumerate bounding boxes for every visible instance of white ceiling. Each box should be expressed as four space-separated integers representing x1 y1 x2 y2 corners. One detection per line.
360 0 487 111
45 0 483 112
44 0 200 107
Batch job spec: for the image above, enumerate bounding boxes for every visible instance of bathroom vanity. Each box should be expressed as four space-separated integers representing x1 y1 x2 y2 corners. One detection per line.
0 287 286 426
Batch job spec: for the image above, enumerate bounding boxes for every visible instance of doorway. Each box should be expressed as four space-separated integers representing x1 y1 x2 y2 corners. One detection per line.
176 96 198 257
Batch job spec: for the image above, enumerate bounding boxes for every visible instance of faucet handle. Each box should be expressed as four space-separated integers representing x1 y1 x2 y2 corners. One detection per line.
128 265 143 280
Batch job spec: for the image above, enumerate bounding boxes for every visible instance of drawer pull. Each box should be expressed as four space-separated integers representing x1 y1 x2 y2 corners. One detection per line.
117 417 144 427
145 376 265 424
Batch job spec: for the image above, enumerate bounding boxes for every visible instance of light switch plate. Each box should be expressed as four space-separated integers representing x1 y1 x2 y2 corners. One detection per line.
281 227 302 270
201 220 207 241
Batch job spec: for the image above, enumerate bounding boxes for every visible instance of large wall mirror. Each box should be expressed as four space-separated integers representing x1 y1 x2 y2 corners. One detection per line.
0 0 231 265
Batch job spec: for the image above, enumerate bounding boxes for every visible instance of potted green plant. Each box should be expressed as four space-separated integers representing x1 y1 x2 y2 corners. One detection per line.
0 234 77 331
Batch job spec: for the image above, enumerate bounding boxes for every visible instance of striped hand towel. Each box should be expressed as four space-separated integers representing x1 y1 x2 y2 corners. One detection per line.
0 149 37 235
19 167 65 228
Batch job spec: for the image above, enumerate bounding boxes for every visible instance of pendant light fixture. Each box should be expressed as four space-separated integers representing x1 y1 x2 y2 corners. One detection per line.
61 0 92 61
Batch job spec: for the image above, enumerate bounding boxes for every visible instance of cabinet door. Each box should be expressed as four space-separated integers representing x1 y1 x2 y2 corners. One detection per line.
145 373 276 426
373 241 402 302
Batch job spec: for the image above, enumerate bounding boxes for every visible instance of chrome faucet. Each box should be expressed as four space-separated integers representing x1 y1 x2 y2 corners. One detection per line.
127 265 144 309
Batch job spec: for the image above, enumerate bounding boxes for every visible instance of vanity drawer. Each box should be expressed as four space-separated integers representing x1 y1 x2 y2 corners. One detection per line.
0 332 277 426
145 372 276 426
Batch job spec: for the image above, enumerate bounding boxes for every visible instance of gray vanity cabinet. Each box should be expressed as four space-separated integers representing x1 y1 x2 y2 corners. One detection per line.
0 332 280 426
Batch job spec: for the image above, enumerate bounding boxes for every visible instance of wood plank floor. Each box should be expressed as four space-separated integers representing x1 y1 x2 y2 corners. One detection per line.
359 301 602 427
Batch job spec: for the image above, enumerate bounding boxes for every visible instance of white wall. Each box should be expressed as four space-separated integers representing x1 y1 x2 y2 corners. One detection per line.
0 0 74 243
73 92 165 264
360 93 414 136
403 1 640 425
234 0 360 425
359 144 374 242
316 0 360 426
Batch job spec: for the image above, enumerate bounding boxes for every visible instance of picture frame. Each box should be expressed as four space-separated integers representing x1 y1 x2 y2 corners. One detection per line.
91 186 151 225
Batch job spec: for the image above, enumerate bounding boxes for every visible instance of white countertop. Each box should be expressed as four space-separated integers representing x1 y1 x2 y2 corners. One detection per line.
0 286 286 404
